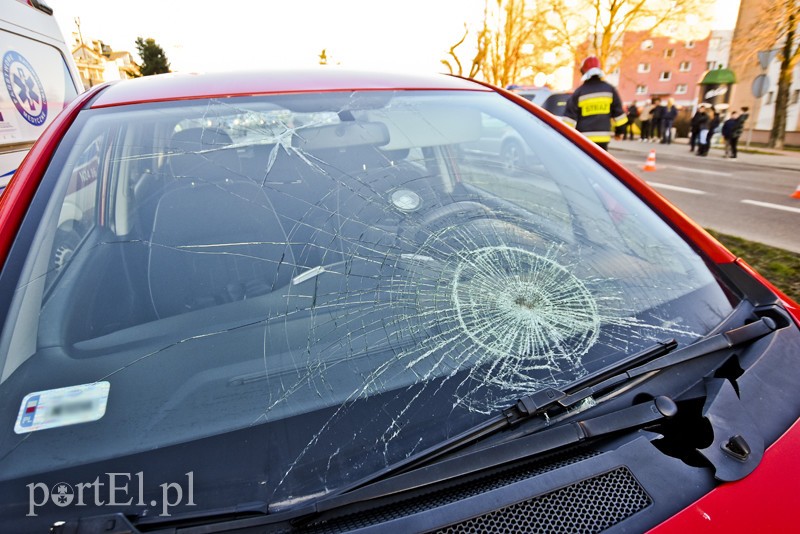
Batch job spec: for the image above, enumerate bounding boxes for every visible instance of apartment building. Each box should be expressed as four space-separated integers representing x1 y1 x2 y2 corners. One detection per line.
728 0 799 143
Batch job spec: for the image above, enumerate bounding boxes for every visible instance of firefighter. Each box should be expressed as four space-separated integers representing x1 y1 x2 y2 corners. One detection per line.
562 56 627 150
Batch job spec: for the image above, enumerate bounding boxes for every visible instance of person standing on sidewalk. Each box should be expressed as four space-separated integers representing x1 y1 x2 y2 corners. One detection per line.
689 105 706 152
695 107 712 157
624 101 639 140
729 107 750 159
650 97 664 142
707 106 721 152
562 56 627 151
639 100 654 142
722 111 738 157
660 98 678 144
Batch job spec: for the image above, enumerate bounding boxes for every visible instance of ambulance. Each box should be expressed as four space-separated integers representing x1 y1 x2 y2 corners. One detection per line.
1 0 82 190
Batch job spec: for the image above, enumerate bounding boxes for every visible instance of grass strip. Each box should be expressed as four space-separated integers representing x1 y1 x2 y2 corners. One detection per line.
707 229 800 304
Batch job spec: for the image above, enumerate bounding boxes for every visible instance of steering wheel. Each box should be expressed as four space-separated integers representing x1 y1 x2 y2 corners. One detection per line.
410 199 568 247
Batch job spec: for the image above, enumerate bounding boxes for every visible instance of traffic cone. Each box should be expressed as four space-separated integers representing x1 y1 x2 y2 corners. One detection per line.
792 185 800 199
642 149 657 171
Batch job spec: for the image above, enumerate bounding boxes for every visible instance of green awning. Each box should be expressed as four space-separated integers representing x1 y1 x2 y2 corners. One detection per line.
700 68 736 85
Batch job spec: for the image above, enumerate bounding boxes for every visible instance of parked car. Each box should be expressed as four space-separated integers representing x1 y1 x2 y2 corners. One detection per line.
507 85 572 117
0 0 83 190
1 69 799 533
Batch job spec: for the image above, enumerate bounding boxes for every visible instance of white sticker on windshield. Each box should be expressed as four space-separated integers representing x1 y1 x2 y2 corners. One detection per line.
14 382 110 434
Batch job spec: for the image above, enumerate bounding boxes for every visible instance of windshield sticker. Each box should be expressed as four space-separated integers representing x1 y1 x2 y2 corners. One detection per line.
2 51 48 127
14 382 110 434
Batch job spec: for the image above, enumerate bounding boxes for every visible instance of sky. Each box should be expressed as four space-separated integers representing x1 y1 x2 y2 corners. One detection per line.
52 0 487 74
52 0 741 77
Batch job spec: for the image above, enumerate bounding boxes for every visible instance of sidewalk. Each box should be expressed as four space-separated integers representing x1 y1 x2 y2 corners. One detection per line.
608 136 800 172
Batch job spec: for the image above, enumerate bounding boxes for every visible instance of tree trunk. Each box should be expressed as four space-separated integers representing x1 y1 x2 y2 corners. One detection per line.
769 10 796 150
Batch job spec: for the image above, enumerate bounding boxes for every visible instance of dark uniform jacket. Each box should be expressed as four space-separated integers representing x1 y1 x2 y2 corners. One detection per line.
562 77 627 144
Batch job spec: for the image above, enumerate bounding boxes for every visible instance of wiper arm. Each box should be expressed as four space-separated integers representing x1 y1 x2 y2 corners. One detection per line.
558 316 776 412
319 316 776 501
290 339 677 507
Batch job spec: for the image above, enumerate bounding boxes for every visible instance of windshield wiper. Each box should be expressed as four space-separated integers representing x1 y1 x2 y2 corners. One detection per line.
311 316 776 502
61 318 777 534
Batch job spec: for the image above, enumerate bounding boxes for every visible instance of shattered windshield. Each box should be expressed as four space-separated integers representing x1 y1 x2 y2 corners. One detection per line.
0 90 734 510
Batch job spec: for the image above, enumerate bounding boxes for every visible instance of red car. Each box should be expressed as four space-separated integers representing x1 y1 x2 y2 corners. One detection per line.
0 70 798 533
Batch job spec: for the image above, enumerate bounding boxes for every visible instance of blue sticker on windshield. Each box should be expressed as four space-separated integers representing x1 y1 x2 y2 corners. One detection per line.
2 51 48 126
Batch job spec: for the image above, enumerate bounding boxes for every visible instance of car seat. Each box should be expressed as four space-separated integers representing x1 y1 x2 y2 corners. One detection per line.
147 128 295 318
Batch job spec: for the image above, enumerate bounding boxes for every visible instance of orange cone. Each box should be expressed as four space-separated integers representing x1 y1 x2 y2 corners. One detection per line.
792 185 800 199
642 149 657 171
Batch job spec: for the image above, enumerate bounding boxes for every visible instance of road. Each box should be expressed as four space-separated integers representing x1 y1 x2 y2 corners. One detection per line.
609 140 800 253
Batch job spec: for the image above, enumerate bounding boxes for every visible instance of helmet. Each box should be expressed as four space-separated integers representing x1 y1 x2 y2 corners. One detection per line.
580 56 604 80
580 56 601 74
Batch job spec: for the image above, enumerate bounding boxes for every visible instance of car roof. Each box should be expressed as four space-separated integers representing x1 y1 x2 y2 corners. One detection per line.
89 69 492 108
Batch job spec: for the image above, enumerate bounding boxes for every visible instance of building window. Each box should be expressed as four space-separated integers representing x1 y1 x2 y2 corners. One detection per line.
641 39 654 50
706 61 717 70
637 62 651 73
766 92 774 105
676 84 688 94
664 48 675 58
659 71 672 81
636 85 648 95
710 37 722 49
679 61 691 72
792 89 799 104
686 40 695 48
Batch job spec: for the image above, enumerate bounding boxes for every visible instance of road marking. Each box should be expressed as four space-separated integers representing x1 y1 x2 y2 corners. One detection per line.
741 199 800 214
668 165 732 177
614 158 732 177
647 182 707 195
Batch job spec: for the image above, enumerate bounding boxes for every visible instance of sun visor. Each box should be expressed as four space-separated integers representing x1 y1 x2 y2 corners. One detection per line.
368 105 482 149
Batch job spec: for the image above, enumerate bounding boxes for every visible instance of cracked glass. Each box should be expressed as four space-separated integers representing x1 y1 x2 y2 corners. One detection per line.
0 90 735 509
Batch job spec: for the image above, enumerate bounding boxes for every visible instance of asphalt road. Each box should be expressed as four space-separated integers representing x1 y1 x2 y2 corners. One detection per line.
610 140 800 254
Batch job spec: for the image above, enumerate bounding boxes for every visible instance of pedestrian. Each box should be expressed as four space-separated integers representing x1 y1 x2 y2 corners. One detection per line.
562 56 627 151
639 100 654 142
729 107 750 159
650 97 664 142
698 106 720 156
689 105 706 152
695 107 711 157
721 111 738 157
624 101 639 140
660 98 678 144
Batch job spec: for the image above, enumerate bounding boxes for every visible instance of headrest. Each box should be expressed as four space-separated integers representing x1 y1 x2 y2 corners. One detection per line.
168 127 240 179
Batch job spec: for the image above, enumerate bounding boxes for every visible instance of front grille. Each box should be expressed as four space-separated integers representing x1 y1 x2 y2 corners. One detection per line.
434 467 651 534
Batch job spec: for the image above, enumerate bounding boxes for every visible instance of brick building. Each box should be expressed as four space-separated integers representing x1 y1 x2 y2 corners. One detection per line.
603 31 711 108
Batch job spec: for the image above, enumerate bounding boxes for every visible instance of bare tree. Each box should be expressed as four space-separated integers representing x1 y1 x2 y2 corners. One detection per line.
541 0 715 74
441 23 483 78
442 0 564 87
735 0 799 149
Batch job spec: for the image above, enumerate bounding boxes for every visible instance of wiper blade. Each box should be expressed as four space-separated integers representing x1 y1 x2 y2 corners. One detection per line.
289 395 678 527
559 316 776 411
317 316 776 501
288 339 677 507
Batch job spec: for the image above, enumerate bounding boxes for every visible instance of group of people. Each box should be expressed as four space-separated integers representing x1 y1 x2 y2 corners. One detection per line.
622 97 679 144
562 55 750 157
